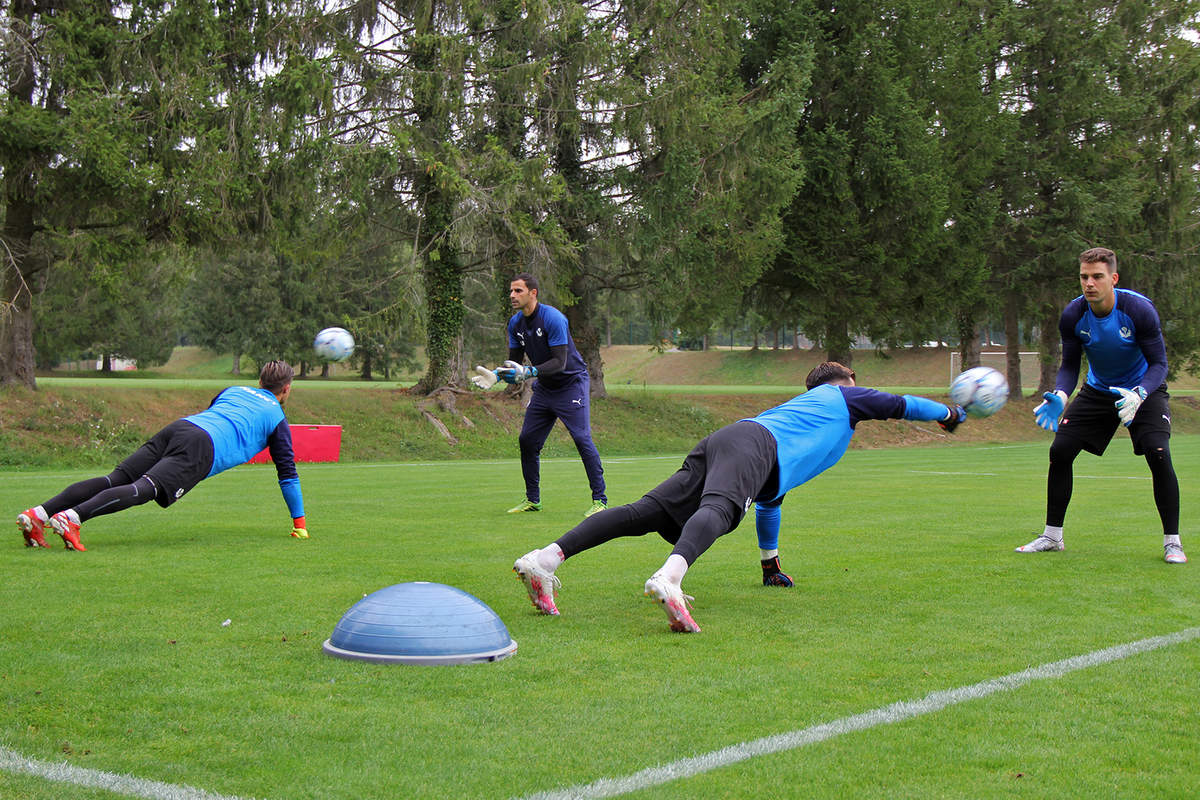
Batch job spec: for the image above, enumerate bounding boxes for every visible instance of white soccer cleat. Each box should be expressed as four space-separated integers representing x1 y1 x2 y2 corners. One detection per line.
1015 535 1064 553
1164 543 1188 564
643 572 700 633
513 551 561 615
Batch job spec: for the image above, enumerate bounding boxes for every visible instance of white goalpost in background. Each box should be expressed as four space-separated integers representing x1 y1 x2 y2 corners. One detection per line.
950 351 1042 390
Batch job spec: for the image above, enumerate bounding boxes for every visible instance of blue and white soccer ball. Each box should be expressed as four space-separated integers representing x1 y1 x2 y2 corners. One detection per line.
313 327 355 362
949 366 1009 418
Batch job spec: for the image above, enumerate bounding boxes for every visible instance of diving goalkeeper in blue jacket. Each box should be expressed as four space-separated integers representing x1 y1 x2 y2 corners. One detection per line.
17 360 307 551
512 361 967 633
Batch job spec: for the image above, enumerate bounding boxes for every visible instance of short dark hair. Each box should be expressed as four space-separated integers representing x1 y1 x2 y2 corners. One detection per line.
511 272 539 292
259 360 294 394
805 361 855 390
1079 247 1116 272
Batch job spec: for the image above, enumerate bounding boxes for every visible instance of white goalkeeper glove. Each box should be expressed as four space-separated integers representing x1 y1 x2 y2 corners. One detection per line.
496 360 538 384
1034 390 1068 432
1114 386 1148 427
469 365 499 389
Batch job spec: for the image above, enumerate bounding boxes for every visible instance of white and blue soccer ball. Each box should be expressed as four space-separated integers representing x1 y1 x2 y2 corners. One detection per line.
313 327 355 362
949 366 1009 417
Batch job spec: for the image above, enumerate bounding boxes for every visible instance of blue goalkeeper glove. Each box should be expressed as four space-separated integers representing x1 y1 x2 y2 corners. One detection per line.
1114 386 1147 427
496 360 538 384
761 556 794 587
1034 390 1068 432
938 404 967 433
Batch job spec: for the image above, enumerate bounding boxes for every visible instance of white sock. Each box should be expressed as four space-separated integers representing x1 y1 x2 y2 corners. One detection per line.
32 506 48 523
536 544 565 573
760 548 778 561
1165 534 1181 547
62 508 80 525
657 553 689 584
1042 525 1063 542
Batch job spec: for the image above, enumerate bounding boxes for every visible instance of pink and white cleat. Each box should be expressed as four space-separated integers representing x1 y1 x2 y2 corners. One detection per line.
16 508 51 549
644 572 700 633
1164 543 1187 564
513 551 561 615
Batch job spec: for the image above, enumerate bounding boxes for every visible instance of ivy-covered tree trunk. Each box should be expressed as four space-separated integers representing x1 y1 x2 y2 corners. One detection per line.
417 240 465 392
411 0 465 394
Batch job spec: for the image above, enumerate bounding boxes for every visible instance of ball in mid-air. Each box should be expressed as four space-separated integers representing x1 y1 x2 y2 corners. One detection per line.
949 366 1009 417
313 327 355 362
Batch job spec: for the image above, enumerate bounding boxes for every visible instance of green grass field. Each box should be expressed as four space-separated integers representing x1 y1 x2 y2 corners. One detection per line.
2 439 1198 799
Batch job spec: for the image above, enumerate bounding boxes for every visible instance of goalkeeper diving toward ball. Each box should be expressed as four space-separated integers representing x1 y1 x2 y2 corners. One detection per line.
512 361 967 633
1019 246 1184 563
16 361 308 551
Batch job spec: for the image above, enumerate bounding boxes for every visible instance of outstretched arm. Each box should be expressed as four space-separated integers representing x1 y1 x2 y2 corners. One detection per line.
755 500 793 587
267 421 307 537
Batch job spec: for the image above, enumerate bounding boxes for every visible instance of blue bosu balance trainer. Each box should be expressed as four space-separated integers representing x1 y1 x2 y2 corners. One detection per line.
323 582 517 665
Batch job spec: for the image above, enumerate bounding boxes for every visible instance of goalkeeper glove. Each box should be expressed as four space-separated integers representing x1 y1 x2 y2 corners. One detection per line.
469 365 499 389
1114 386 1147 427
290 516 309 539
496 360 538 384
1034 390 1068 432
938 404 967 433
761 556 794 587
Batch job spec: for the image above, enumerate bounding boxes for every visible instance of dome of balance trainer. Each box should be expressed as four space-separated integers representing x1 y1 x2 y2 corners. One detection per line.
323 582 517 665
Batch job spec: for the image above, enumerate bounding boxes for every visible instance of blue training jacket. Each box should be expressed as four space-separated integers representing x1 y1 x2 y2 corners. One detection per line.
745 384 950 550
184 386 304 518
507 303 589 392
1056 288 1168 396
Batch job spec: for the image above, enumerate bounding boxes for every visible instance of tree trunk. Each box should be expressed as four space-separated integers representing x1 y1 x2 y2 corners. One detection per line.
0 252 37 388
231 352 242 375
1004 291 1022 398
567 274 606 399
0 0 40 389
411 0 465 395
1037 305 1060 395
956 310 981 370
361 349 373 380
825 317 853 367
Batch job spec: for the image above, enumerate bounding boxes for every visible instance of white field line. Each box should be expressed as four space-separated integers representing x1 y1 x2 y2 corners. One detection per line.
0 746 258 800
515 626 1200 800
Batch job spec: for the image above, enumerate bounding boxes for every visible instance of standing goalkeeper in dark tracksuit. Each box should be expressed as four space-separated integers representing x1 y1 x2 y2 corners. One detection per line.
1018 246 1184 563
495 273 607 519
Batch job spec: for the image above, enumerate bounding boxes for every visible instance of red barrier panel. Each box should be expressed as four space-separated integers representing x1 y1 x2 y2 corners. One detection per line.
248 424 342 464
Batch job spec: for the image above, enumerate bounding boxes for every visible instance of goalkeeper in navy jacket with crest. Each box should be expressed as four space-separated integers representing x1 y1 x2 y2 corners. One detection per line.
512 361 967 632
498 272 607 518
16 361 307 551
1018 247 1184 563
